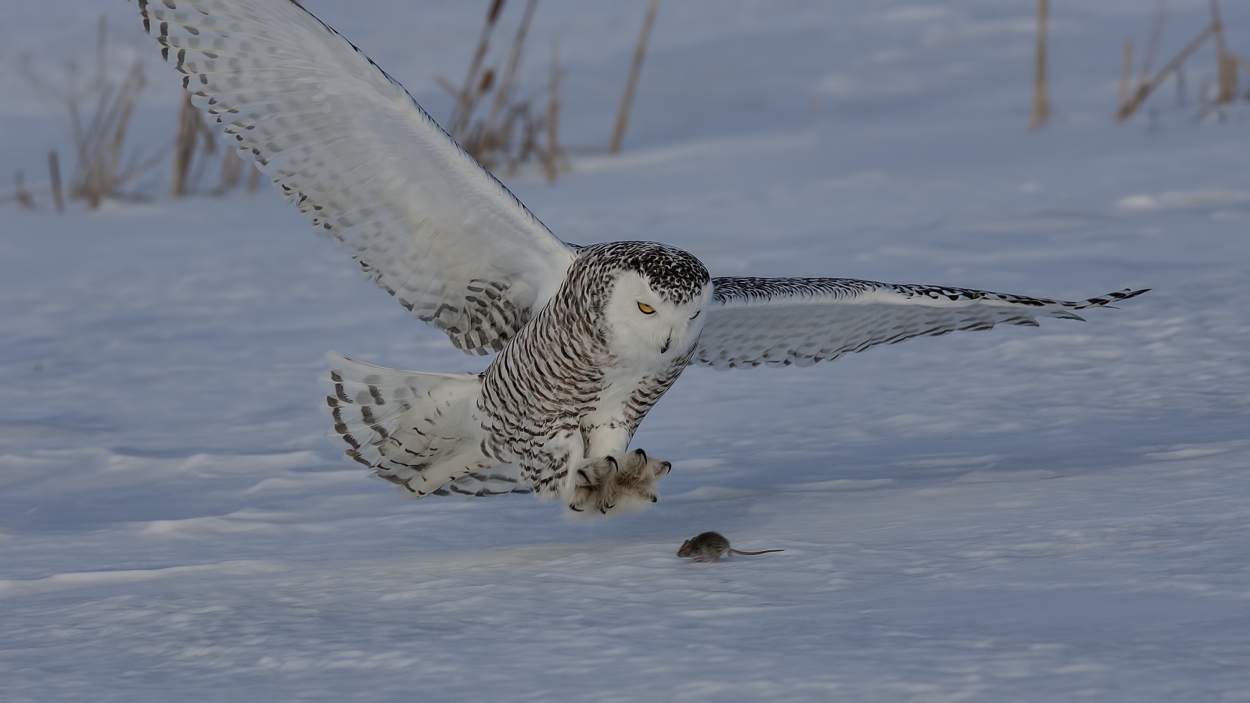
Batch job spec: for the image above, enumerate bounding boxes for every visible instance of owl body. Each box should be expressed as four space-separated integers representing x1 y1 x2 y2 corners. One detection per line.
478 242 710 500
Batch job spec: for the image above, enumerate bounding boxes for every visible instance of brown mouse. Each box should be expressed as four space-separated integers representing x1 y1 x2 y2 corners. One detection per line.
677 531 784 562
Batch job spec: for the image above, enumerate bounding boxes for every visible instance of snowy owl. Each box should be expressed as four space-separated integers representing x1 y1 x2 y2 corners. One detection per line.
138 0 1145 517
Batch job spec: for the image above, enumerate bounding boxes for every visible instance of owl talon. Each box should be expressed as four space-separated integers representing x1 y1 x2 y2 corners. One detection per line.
563 449 672 518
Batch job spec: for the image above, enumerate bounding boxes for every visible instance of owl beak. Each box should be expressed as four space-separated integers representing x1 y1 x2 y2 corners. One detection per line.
660 331 672 354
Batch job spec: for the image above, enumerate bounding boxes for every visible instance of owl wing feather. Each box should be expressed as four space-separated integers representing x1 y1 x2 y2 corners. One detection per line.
695 277 1147 369
433 466 532 498
137 0 576 355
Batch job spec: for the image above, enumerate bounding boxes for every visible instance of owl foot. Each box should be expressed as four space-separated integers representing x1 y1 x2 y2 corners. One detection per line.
566 449 671 518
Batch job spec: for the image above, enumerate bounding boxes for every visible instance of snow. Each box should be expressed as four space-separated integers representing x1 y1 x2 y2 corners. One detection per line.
2 0 1249 700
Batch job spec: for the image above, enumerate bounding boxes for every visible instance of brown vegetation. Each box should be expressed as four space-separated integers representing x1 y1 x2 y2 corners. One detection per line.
1116 0 1250 122
21 17 163 208
441 0 566 182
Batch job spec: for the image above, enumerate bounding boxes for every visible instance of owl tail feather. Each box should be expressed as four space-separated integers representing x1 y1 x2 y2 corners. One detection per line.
323 352 528 499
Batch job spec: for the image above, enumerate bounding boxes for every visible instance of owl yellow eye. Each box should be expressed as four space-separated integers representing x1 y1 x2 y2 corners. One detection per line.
637 302 655 315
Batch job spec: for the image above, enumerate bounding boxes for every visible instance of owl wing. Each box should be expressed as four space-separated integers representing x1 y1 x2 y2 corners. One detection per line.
433 465 532 499
138 0 576 355
694 277 1147 369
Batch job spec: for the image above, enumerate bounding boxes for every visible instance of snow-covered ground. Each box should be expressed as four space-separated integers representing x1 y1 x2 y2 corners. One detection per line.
3 1 1249 700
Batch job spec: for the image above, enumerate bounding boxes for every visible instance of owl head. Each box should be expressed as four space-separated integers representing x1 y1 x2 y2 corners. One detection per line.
593 242 712 361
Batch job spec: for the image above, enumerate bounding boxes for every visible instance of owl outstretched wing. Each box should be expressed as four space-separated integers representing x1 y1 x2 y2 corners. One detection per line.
137 0 576 355
695 277 1147 369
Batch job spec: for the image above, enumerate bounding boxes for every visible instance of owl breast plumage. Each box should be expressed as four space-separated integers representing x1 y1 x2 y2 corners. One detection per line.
138 0 1146 517
478 242 709 497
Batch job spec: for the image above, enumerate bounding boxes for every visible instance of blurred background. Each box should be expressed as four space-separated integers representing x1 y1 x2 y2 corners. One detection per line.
5 1 1250 207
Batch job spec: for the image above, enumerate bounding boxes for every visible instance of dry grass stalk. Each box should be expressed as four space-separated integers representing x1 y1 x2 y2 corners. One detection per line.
14 172 34 209
462 0 538 165
440 0 565 181
48 150 65 212
1029 0 1050 132
1119 39 1135 112
1117 24 1213 121
449 0 507 138
1138 1 1168 93
0 188 32 208
171 93 198 197
1117 0 1250 122
22 16 163 208
0 172 47 209
610 0 661 154
1233 52 1250 76
1209 0 1238 104
247 162 261 194
486 0 538 132
219 147 244 190
171 91 223 197
541 38 566 182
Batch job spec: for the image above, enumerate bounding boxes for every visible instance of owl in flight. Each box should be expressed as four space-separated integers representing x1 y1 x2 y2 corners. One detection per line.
138 0 1145 516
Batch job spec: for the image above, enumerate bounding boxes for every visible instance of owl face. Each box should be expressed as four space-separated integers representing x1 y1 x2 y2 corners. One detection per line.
604 271 712 361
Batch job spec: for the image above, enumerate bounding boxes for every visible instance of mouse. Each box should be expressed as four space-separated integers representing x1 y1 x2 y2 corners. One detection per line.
677 531 784 563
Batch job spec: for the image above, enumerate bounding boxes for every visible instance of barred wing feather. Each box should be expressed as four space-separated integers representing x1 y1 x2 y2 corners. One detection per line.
137 0 576 355
696 277 1147 369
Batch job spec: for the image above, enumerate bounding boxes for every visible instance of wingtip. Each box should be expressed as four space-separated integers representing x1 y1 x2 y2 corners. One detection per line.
1074 287 1150 310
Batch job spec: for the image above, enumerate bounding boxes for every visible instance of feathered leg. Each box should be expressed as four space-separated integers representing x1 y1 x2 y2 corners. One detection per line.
564 449 672 518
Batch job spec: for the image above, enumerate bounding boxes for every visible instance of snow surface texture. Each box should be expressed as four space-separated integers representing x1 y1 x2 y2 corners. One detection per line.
2 1 1249 700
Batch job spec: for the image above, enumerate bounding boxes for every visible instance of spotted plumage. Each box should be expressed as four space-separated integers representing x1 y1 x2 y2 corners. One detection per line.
137 0 1147 517
478 242 705 498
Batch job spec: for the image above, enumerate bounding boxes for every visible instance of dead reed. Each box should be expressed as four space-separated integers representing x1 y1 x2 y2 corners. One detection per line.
168 89 238 197
1116 0 1249 122
1029 0 1050 132
442 0 566 182
611 0 661 152
48 151 65 212
0 172 36 209
21 17 163 208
